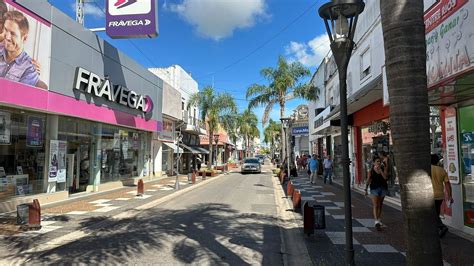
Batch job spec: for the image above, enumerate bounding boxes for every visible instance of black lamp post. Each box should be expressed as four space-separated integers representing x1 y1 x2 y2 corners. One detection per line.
213 134 219 167
318 1 364 265
280 117 291 180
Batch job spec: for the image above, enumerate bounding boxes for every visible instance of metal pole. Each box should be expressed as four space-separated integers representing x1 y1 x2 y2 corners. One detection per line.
286 128 290 180
340 65 354 266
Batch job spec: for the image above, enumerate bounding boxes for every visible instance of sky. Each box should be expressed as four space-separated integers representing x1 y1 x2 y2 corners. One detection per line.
48 0 331 135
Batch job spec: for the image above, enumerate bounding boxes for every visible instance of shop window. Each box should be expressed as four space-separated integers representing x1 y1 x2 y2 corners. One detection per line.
0 108 46 199
459 106 474 228
360 48 371 80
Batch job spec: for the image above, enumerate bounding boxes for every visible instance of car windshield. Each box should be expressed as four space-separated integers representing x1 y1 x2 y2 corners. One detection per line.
244 159 259 164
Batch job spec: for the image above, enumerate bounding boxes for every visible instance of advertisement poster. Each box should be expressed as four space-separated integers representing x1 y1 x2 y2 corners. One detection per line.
48 140 59 182
0 111 11 144
26 116 44 147
159 119 174 141
120 130 129 159
56 141 67 183
0 0 52 89
106 0 158 39
444 107 460 184
425 0 473 87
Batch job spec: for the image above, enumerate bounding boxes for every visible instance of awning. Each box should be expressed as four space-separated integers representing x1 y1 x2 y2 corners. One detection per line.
193 146 209 154
179 143 201 154
163 142 183 154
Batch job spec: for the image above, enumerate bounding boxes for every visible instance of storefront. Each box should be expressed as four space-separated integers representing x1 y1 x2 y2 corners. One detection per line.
0 1 163 212
425 0 474 235
352 100 400 199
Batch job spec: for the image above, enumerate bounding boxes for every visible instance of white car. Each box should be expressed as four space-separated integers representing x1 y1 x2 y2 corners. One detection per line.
241 158 262 174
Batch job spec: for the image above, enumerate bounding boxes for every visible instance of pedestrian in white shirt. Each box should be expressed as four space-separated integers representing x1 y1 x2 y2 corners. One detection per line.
323 155 333 184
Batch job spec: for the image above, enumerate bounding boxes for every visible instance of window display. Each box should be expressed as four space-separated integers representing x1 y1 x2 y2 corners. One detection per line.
0 107 46 199
459 106 474 227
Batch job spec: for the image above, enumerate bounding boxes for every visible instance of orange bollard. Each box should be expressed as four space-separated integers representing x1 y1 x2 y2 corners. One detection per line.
28 199 41 229
292 189 301 210
137 179 144 196
303 201 314 236
192 170 196 184
287 181 294 198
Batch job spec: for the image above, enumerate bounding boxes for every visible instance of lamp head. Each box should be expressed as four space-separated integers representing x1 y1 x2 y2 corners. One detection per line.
318 0 365 43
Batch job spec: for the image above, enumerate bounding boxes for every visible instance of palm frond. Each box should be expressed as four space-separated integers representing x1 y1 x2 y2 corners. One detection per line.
262 98 278 126
247 91 275 110
246 84 270 99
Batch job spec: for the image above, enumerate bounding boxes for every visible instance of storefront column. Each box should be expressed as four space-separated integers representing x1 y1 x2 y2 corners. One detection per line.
91 123 102 192
44 114 58 193
154 141 162 177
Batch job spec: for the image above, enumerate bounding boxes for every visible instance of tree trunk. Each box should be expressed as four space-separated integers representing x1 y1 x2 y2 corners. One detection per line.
208 130 213 169
380 0 442 264
280 103 286 165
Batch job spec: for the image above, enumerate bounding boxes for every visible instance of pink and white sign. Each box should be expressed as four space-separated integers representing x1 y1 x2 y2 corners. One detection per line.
444 107 460 184
425 0 474 88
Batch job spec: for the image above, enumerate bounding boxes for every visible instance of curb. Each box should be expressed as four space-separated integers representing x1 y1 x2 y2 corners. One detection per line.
271 175 313 266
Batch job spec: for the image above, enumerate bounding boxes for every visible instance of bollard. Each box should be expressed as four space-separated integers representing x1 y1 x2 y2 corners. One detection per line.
192 170 196 184
292 189 301 210
287 181 294 198
303 201 314 236
137 179 144 196
28 199 41 230
201 171 206 180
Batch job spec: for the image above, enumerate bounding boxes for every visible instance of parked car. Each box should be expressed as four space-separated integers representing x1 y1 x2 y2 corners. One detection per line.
241 158 261 174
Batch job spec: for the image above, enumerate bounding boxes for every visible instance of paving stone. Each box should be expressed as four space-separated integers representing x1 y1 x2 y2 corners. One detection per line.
363 244 398 253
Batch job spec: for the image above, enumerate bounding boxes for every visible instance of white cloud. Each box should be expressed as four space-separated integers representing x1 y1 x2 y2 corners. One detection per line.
164 0 268 41
71 3 105 18
285 34 330 67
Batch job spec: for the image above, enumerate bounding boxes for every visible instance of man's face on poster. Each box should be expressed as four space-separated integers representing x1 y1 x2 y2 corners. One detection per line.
3 19 27 55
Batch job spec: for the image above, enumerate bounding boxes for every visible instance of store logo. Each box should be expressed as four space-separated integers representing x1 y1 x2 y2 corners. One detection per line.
74 67 153 114
108 0 151 16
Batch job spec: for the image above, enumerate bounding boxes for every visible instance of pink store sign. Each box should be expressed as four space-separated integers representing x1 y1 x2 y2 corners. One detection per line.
425 0 474 88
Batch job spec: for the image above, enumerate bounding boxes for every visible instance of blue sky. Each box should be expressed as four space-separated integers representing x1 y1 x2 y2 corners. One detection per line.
48 0 330 134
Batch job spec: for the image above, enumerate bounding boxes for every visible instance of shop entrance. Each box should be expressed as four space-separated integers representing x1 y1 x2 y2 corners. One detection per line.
66 139 91 194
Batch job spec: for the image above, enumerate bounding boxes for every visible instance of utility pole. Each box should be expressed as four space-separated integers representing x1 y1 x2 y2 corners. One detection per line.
76 0 84 26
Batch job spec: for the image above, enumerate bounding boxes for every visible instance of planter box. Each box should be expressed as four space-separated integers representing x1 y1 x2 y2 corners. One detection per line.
197 171 217 177
227 163 238 168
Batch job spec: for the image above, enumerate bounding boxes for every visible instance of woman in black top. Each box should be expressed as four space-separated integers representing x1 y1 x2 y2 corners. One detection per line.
365 157 389 230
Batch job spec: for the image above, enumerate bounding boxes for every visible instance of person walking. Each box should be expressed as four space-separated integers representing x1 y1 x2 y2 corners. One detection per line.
365 157 389 230
323 155 333 184
309 154 319 184
430 154 453 237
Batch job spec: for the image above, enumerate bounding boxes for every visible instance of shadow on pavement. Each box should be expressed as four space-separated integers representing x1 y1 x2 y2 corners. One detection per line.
3 203 284 265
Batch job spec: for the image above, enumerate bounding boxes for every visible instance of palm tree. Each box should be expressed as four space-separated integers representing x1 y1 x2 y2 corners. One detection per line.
380 0 442 264
264 119 281 160
188 86 237 169
237 109 260 158
246 55 317 163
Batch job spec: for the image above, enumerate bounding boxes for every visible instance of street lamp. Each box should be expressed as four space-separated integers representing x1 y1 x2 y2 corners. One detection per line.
213 134 219 167
319 1 364 265
280 117 291 180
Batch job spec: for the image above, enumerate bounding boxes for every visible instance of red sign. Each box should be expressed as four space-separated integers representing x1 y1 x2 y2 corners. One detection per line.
424 0 468 33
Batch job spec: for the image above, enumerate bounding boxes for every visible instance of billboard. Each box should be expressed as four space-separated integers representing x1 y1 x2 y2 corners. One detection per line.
106 0 158 39
425 0 473 88
0 0 51 90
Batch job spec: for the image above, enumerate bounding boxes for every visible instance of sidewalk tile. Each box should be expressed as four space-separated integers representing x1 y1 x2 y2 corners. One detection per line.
115 198 131 201
66 211 88 215
363 244 398 253
92 206 120 213
89 199 111 204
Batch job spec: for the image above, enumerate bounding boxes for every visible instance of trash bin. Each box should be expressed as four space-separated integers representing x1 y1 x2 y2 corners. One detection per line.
303 201 314 236
17 204 29 225
313 204 326 229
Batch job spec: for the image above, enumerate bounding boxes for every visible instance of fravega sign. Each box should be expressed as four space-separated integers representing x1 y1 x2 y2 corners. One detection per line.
74 67 152 113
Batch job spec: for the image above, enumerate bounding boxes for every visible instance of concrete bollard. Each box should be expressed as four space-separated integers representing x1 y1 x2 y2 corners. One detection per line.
192 170 196 184
292 189 301 210
287 181 294 198
28 199 41 230
137 179 144 196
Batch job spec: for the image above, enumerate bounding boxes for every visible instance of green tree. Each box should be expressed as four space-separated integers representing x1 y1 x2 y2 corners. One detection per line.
264 119 281 159
380 0 442 264
188 86 237 169
238 109 260 158
246 55 316 162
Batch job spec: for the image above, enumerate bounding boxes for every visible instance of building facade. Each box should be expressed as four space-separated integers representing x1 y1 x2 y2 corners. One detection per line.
0 1 163 212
